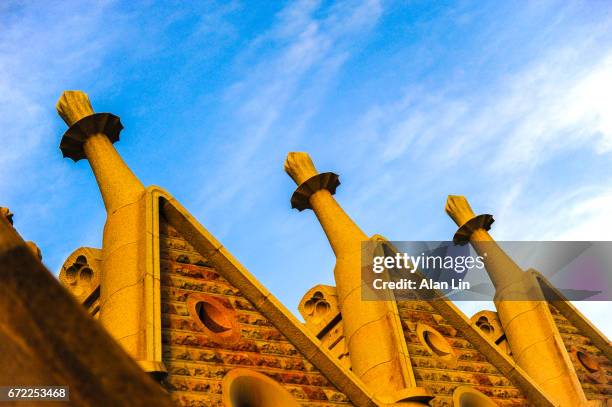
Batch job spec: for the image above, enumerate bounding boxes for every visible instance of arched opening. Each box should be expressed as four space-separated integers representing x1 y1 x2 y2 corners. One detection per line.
453 386 497 407
422 330 452 357
79 267 93 283
65 265 78 283
222 368 300 407
195 300 232 333
416 323 457 367
576 350 600 373
302 290 332 324
187 294 240 344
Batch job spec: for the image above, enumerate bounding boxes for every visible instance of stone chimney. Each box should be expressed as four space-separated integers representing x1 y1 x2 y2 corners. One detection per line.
445 195 588 406
285 152 432 405
56 91 162 373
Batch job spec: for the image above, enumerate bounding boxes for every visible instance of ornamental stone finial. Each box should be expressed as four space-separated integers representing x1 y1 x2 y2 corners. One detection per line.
55 91 159 374
56 91 95 126
445 195 476 227
284 152 319 185
56 90 139 211
284 152 340 211
56 90 123 163
445 195 494 245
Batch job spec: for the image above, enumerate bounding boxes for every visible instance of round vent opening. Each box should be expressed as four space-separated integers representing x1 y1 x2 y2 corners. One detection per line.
223 368 300 407
187 294 240 344
577 351 600 373
453 386 497 407
195 300 232 333
422 329 453 357
416 323 457 366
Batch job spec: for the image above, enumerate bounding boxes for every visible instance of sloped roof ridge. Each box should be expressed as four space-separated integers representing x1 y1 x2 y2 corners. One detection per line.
377 238 558 407
531 269 611 360
149 187 381 407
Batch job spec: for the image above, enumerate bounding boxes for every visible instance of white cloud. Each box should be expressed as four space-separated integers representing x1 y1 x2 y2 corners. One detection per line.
357 47 612 178
194 0 383 219
2 0 609 340
347 12 612 337
487 51 612 174
0 2 122 199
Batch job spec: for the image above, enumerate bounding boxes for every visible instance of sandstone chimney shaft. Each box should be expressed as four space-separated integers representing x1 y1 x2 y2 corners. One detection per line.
57 91 144 214
285 152 431 404
445 195 587 407
56 91 159 373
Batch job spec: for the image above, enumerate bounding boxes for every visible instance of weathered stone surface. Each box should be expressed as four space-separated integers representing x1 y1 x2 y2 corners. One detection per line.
0 214 173 407
549 303 612 401
445 194 590 406
398 300 529 407
159 215 354 407
285 152 429 404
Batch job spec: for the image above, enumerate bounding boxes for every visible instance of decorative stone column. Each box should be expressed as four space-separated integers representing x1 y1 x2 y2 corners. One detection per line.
445 195 588 406
57 91 162 373
285 152 432 405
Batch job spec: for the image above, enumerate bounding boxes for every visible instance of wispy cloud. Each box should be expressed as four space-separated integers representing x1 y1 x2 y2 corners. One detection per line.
193 0 383 223
0 1 131 191
355 43 612 175
0 1 137 269
324 3 612 333
347 11 612 227
1 1 610 337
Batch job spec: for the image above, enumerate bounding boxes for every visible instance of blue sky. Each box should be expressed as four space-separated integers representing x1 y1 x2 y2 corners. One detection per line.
1 1 611 336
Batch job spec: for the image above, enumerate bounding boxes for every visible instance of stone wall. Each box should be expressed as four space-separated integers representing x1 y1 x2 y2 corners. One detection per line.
159 215 353 407
549 303 612 402
398 301 529 407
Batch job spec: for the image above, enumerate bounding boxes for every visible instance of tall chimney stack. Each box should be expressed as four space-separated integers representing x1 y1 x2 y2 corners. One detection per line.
285 152 432 405
57 91 162 374
445 195 587 406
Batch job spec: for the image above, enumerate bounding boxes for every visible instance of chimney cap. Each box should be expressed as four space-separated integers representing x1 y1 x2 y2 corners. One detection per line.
56 91 123 162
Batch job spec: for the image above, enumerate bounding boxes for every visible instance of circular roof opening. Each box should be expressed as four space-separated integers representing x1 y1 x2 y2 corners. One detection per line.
453 386 497 407
223 368 300 407
416 323 457 366
576 350 600 373
187 294 240 344
423 331 452 357
195 300 232 333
